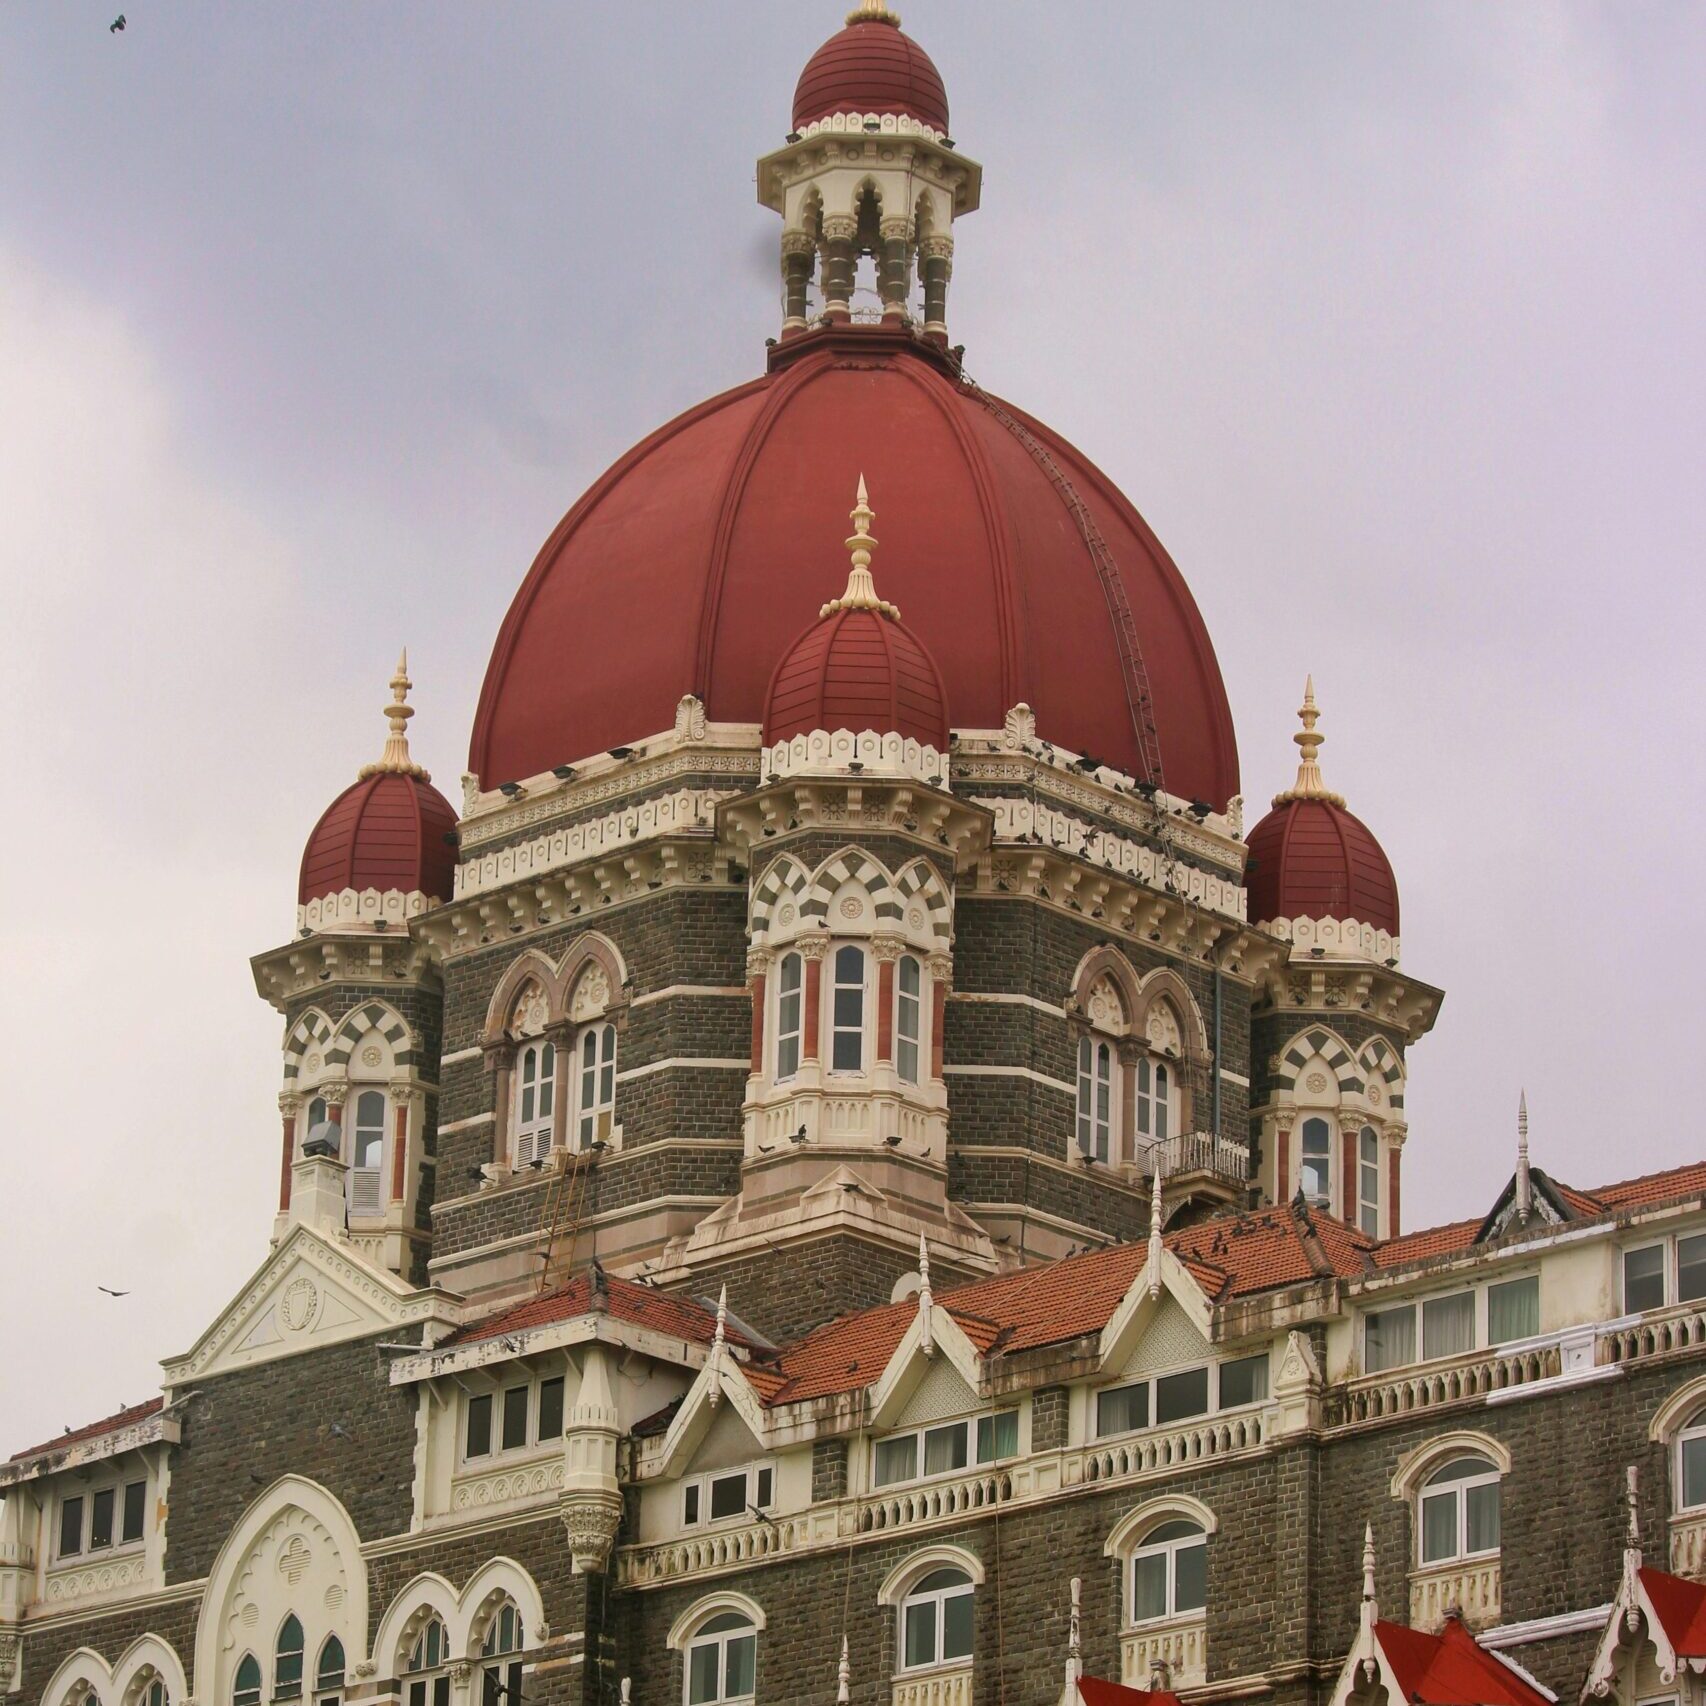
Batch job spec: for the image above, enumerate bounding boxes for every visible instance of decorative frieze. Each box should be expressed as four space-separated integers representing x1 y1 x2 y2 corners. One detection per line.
1410 1557 1500 1631
892 1665 972 1706
296 887 435 935
1120 1614 1205 1690
763 728 946 785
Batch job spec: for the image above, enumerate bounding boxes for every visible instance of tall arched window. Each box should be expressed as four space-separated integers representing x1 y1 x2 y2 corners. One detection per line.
1299 1117 1332 1209
514 1039 556 1166
275 1615 305 1702
315 1638 345 1706
774 953 803 1081
1077 1038 1114 1163
350 1090 387 1216
480 1600 524 1706
896 955 923 1085
830 946 867 1073
405 1618 451 1706
1418 1455 1500 1564
1129 1519 1206 1625
1358 1127 1381 1235
685 1613 756 1706
233 1656 261 1706
1136 1058 1172 1145
135 1674 168 1706
575 1023 617 1148
900 1568 974 1672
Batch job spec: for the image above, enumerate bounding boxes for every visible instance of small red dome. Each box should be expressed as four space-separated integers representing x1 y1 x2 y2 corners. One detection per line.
1244 797 1399 936
792 14 949 134
298 771 458 908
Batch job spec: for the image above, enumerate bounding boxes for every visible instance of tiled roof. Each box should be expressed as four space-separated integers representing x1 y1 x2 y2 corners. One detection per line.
1595 1163 1706 1211
1642 1566 1706 1658
1376 1615 1554 1706
445 1271 739 1351
1171 1202 1374 1296
1077 1678 1183 1706
9 1397 164 1466
1372 1217 1482 1269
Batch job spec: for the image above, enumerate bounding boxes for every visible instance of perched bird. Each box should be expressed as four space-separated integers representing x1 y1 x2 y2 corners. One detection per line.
790 1125 809 1145
97 1286 129 1297
882 1134 903 1148
110 14 125 31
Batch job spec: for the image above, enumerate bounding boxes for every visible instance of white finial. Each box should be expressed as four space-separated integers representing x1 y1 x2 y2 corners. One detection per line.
1357 1522 1380 1679
620 1680 631 1706
836 1636 850 1705
1148 1167 1165 1298
821 475 901 620
360 648 432 781
1065 1576 1082 1689
846 0 901 24
1271 675 1345 808
707 1285 728 1408
1624 1465 1643 1633
1362 1523 1377 1612
917 1233 935 1358
1515 1090 1533 1222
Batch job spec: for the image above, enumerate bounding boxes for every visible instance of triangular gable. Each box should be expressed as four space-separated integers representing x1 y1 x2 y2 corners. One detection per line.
685 1404 767 1474
1583 1563 1706 1700
1097 1249 1214 1375
1331 1618 1554 1706
869 1304 985 1429
162 1224 460 1386
655 1349 772 1476
1476 1169 1581 1244
889 1355 981 1430
1110 1292 1211 1380
1074 1680 1182 1706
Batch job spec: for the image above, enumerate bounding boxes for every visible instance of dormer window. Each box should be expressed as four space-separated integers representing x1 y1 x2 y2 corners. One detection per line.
830 946 867 1073
56 1475 146 1561
575 1022 617 1148
774 953 803 1081
514 1039 556 1166
464 1371 566 1461
682 1462 775 1528
873 1411 1018 1488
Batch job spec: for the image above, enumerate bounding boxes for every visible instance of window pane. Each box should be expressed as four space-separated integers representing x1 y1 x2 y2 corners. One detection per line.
1681 1236 1706 1303
755 1466 773 1509
1156 1366 1210 1424
318 1640 346 1690
904 1600 938 1669
942 1591 974 1661
1219 1354 1268 1409
537 1377 564 1441
832 1028 863 1072
1097 1383 1148 1437
683 1484 700 1524
1487 1277 1539 1344
1420 1490 1458 1563
923 1422 969 1477
1133 1552 1168 1622
432 1678 449 1706
122 1480 147 1543
59 1495 84 1556
1365 1307 1416 1373
724 1634 755 1699
709 1473 747 1521
1422 1292 1475 1359
1683 1435 1706 1509
1174 1539 1207 1613
875 1436 917 1487
502 1385 530 1451
466 1393 492 1458
1467 1481 1500 1553
1626 1245 1667 1312
976 1410 1019 1462
89 1487 116 1550
688 1643 720 1705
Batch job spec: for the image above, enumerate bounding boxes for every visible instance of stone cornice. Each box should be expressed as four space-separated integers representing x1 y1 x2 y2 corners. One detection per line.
0 1414 180 1488
251 932 441 1014
1255 957 1443 1040
718 774 991 865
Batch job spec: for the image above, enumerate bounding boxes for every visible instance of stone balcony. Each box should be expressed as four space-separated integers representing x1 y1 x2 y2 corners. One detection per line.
1148 1132 1250 1205
1671 1510 1706 1578
1120 1614 1206 1689
1409 1556 1500 1631
892 1666 973 1706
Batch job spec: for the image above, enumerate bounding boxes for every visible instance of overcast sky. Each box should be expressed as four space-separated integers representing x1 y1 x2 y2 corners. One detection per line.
1 2 1701 1452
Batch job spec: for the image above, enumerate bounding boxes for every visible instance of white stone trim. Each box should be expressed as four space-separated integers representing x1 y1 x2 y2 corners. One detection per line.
942 1064 1075 1096
438 1112 495 1135
297 888 436 935
877 1543 986 1605
1 1411 180 1486
795 111 949 143
440 1046 484 1068
614 1057 751 1083
1260 914 1401 966
764 729 946 785
1480 1604 1612 1647
666 1590 768 1650
630 985 749 1007
947 992 1068 1019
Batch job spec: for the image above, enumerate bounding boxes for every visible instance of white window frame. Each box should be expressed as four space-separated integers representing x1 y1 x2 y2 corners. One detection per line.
513 1038 556 1166
348 1087 389 1217
1622 1234 1706 1314
683 1613 756 1706
314 1637 345 1706
895 954 924 1086
1127 1520 1208 1627
403 1619 452 1706
1416 1455 1501 1566
462 1369 567 1464
872 1410 1019 1490
1676 1410 1706 1512
773 952 803 1082
478 1599 523 1706
828 945 868 1075
1298 1115 1334 1211
573 1021 617 1149
54 1473 148 1563
1361 1274 1541 1376
1358 1126 1381 1236
1093 1352 1269 1441
898 1570 975 1674
1076 1037 1115 1163
274 1613 305 1704
1134 1055 1174 1146
682 1461 775 1528
233 1654 263 1706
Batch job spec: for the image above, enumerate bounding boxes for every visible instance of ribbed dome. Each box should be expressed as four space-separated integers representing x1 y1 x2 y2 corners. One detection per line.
299 772 458 908
792 11 949 134
1244 798 1399 937
471 328 1240 808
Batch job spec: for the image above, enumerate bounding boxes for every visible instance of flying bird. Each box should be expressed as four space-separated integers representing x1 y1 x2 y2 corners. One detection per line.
110 14 125 31
97 1286 129 1297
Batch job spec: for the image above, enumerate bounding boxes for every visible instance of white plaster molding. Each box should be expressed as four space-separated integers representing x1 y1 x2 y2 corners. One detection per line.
1261 913 1401 966
877 1544 986 1605
297 888 436 935
666 1590 769 1651
1103 1494 1219 1559
1 1412 180 1487
440 1047 484 1068
763 729 947 785
614 1057 751 1083
942 1064 1075 1096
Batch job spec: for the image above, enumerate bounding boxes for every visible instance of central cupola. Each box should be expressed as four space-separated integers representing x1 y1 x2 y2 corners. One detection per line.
758 0 981 338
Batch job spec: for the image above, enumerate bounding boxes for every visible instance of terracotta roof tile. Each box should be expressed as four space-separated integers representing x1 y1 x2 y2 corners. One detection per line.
1593 1162 1706 1211
1641 1566 1706 1658
10 1397 164 1465
446 1272 738 1351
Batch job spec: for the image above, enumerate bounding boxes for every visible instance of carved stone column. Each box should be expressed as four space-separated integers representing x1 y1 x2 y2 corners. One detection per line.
926 952 954 1082
798 935 830 1064
919 233 954 338
819 214 858 321
780 229 817 333
871 935 904 1064
277 1092 302 1213
878 215 913 319
746 948 770 1075
483 1042 515 1166
559 1342 624 1574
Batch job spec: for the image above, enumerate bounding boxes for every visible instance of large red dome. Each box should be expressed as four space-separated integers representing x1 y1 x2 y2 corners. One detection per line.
470 327 1240 808
792 14 949 135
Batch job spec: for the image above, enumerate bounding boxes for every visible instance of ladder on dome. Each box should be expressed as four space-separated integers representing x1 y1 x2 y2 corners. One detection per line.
535 1142 597 1294
957 372 1169 797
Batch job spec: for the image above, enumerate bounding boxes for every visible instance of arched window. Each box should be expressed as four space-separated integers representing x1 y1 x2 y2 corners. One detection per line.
1680 1408 1706 1511
137 1675 168 1706
306 1096 328 1133
575 1023 617 1148
830 946 867 1073
405 1619 451 1706
480 1599 524 1706
514 1039 556 1166
233 1656 262 1706
1418 1455 1500 1564
685 1612 756 1706
896 955 923 1085
900 1568 974 1672
315 1638 345 1706
1358 1127 1381 1235
1300 1117 1332 1209
1136 1058 1172 1146
774 953 803 1081
1129 1519 1206 1625
1077 1038 1114 1163
275 1615 305 1702
350 1090 387 1216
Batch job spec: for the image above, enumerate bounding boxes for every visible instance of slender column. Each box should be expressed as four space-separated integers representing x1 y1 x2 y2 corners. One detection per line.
1341 1119 1357 1224
872 937 903 1065
919 233 954 339
819 214 858 321
926 953 953 1082
1388 1132 1405 1236
278 1095 300 1211
799 936 829 1063
747 950 769 1073
547 1025 573 1154
780 230 816 334
1275 1120 1291 1203
878 216 912 319
391 1097 411 1203
485 1044 515 1165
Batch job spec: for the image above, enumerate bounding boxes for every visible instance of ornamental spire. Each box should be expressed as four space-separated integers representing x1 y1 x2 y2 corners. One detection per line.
1271 676 1345 808
359 648 432 782
1148 1166 1165 1299
846 0 901 22
706 1284 728 1408
836 1637 851 1705
1515 1091 1533 1223
917 1232 935 1358
821 476 902 621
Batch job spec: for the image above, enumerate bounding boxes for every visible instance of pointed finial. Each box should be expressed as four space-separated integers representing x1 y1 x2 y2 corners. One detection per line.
1148 1167 1165 1299
1066 1577 1082 1688
1626 1464 1640 1548
1624 1465 1643 1633
620 1680 631 1706
836 1636 851 1705
845 0 901 24
821 475 901 620
1271 675 1345 807
1362 1522 1377 1607
359 648 432 781
1515 1090 1533 1222
706 1284 728 1408
917 1233 936 1358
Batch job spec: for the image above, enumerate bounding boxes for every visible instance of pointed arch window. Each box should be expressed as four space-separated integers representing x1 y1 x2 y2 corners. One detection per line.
1077 1038 1114 1163
481 1600 524 1706
575 1022 617 1148
274 1616 305 1702
1299 1116 1332 1210
514 1039 556 1166
233 1656 262 1706
405 1619 451 1706
313 1637 345 1706
349 1090 386 1216
142 1679 168 1706
896 955 923 1086
830 946 867 1073
305 1096 328 1134
774 952 803 1082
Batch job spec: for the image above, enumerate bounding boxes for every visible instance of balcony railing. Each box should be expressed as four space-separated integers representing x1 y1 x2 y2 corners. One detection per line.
892 1667 972 1706
1410 1557 1500 1631
1148 1132 1249 1186
1670 1512 1706 1578
1120 1616 1205 1689
1325 1342 1562 1430
1601 1303 1706 1366
1078 1413 1265 1484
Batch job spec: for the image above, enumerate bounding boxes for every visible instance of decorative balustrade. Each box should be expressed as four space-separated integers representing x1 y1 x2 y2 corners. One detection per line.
1671 1513 1706 1578
1602 1305 1706 1366
1409 1558 1500 1631
619 1513 818 1585
1149 1132 1249 1185
1326 1343 1561 1429
892 1666 973 1706
1075 1412 1265 1486
858 1470 1014 1534
1119 1617 1205 1690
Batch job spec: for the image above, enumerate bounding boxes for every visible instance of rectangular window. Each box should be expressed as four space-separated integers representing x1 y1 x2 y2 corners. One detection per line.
683 1484 701 1525
922 1421 969 1478
121 1479 147 1544
59 1495 84 1558
1466 1481 1500 1553
976 1410 1019 1463
89 1486 116 1551
1132 1551 1169 1622
724 1634 756 1699
1175 1538 1208 1612
1626 1244 1668 1312
501 1385 530 1453
903 1599 938 1670
874 1435 918 1487
1365 1306 1417 1373
1487 1276 1539 1344
755 1466 773 1509
942 1592 974 1661
896 956 922 1086
1218 1353 1269 1409
1420 1488 1457 1563
465 1393 493 1459
1680 1235 1706 1304
1422 1291 1475 1359
831 946 866 1073
776 955 803 1082
1155 1366 1210 1425
708 1472 748 1521
1097 1383 1149 1438
1684 1436 1706 1510
537 1376 565 1442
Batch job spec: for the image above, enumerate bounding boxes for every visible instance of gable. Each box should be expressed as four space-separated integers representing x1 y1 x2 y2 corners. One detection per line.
891 1356 979 1428
689 1405 766 1474
1116 1293 1210 1379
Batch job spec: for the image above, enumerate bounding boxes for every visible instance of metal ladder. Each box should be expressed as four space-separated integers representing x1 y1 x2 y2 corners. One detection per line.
535 1144 596 1294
